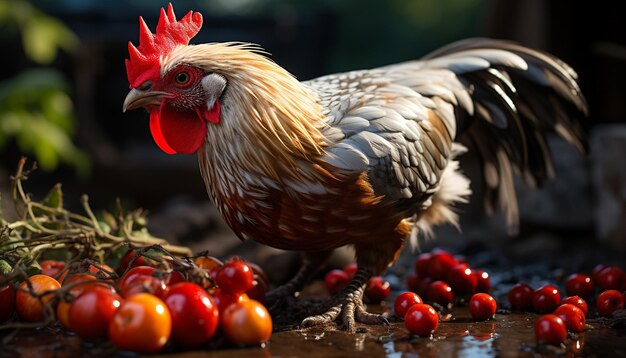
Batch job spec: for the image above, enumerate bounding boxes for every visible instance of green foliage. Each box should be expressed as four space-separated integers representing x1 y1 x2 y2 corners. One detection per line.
0 0 88 174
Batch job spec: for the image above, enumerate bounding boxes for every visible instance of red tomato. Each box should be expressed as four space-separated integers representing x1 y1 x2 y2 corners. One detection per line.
57 277 109 330
427 281 454 308
596 290 625 317
597 266 626 291
469 293 497 321
245 262 270 303
121 275 167 298
365 276 390 304
16 274 61 322
324 269 350 295
165 271 185 286
427 252 457 280
108 293 171 353
40 260 66 280
343 263 358 279
414 253 431 278
118 266 157 292
554 303 585 333
508 283 533 311
404 303 439 337
163 282 219 348
562 296 588 316
213 288 249 313
564 273 594 300
592 264 609 283
475 270 491 293
394 291 423 318
116 249 157 275
446 264 477 295
535 314 567 345
221 299 272 345
533 285 561 314
69 285 122 340
216 260 255 295
0 277 16 322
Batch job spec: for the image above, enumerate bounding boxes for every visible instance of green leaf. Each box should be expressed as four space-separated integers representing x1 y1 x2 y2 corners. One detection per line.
21 13 78 64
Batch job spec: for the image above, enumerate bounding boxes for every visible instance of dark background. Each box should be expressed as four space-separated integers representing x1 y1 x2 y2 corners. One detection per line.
1 0 624 271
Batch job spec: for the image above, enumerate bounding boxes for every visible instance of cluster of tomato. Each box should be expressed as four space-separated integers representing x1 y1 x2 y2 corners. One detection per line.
509 264 626 345
0 251 273 353
397 248 496 336
324 263 391 303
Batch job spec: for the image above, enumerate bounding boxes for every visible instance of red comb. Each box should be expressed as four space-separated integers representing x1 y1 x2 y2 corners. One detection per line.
126 3 203 88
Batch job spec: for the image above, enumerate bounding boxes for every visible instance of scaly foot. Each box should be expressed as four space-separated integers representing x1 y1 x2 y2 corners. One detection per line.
301 267 388 332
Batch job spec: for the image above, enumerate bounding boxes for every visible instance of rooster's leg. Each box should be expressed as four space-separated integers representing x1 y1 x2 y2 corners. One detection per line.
301 266 388 332
266 250 330 310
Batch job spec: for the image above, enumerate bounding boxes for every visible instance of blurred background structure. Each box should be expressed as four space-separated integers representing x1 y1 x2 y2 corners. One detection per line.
1 0 624 281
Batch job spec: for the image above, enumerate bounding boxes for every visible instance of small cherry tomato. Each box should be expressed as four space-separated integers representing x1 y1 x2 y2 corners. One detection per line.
508 283 533 311
324 269 350 295
592 264 609 283
194 256 223 281
469 293 497 321
597 266 626 291
365 276 390 304
533 285 561 314
16 274 61 322
40 260 66 280
118 266 157 292
554 303 585 333
116 249 157 275
216 260 255 295
427 281 454 308
163 282 219 348
562 296 588 316
108 293 171 353
446 264 477 295
596 289 625 317
343 263 358 279
88 263 115 279
121 275 167 298
427 252 457 280
414 253 431 278
394 291 423 318
245 262 270 303
475 270 491 293
535 314 567 345
69 285 122 340
564 273 594 300
164 270 186 286
0 277 16 322
213 288 249 313
404 303 439 337
221 299 272 345
57 277 109 329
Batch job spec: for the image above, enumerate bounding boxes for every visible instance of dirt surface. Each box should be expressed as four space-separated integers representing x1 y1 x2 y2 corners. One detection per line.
3 304 625 358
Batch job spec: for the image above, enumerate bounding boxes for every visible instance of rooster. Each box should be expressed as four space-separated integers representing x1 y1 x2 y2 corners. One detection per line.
123 4 587 330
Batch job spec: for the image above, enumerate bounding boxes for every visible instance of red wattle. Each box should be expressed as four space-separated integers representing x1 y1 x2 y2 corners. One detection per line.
157 102 207 155
149 110 176 154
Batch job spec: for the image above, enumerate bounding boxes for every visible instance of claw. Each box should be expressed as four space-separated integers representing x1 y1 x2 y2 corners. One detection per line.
299 266 387 332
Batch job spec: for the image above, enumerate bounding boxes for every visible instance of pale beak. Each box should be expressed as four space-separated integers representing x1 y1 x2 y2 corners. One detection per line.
122 89 171 112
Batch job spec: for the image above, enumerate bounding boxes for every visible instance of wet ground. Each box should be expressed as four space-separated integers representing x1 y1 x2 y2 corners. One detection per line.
3 304 625 358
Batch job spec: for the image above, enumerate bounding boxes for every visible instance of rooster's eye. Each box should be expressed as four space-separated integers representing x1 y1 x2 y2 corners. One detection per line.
175 72 190 85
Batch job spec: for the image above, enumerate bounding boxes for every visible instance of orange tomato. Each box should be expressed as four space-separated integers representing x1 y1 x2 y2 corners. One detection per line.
108 293 171 353
16 274 61 322
221 299 272 345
